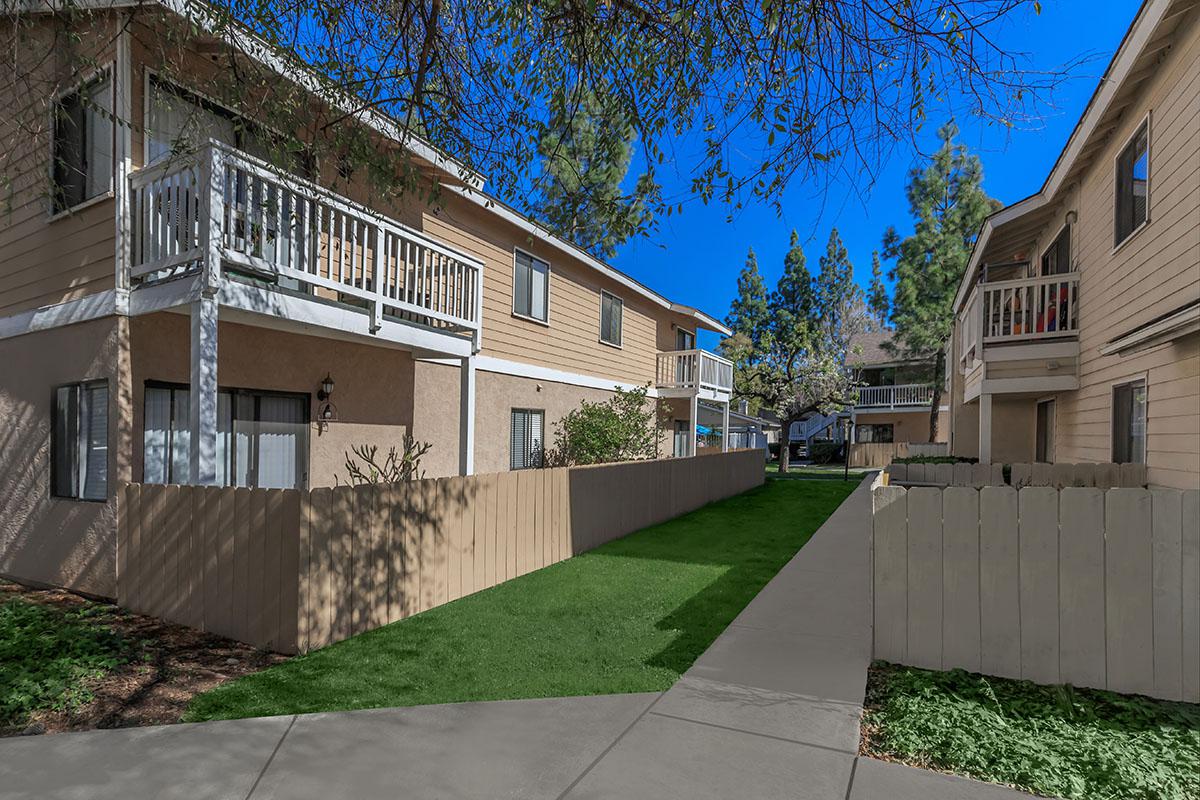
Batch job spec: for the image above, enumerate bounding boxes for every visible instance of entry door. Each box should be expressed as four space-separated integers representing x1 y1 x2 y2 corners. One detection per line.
673 420 690 458
1036 399 1056 463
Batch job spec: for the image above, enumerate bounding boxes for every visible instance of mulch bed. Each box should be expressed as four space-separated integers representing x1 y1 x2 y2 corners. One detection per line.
0 580 287 737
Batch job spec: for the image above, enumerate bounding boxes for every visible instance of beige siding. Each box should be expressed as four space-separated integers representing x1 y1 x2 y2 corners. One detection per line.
0 13 121 317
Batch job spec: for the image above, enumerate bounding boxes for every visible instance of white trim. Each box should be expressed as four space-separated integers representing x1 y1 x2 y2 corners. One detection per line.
420 354 659 396
511 247 550 325
46 61 116 218
46 190 115 222
599 289 623 348
1100 303 1200 355
669 303 732 337
979 375 1080 395
1111 111 1153 254
114 24 133 310
459 356 476 475
0 291 119 341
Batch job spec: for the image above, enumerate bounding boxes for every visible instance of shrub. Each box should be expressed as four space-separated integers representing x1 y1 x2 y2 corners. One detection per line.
808 441 843 464
767 442 781 460
548 385 667 466
892 455 976 465
341 433 432 485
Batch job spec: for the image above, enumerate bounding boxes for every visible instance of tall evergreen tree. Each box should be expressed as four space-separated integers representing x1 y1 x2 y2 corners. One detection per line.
815 228 862 362
725 248 771 348
534 87 657 259
883 121 1001 441
868 251 890 326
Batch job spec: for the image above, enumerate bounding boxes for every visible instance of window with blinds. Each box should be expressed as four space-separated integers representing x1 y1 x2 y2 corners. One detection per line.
143 384 309 488
52 72 113 212
1112 379 1147 464
513 250 549 322
52 381 108 501
600 291 623 346
510 409 545 470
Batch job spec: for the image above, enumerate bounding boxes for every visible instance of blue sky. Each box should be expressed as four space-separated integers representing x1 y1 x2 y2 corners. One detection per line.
607 1 1138 349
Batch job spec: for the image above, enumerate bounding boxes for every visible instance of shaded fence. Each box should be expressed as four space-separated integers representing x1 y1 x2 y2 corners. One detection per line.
873 484 1200 702
848 442 949 467
885 461 1147 489
117 449 765 653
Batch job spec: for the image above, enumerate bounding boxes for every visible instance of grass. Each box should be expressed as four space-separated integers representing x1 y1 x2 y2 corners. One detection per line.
0 596 134 729
765 461 872 480
187 478 856 721
862 662 1200 800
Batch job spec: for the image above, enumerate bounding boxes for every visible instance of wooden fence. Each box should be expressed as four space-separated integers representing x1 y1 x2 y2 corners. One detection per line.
885 461 1147 489
848 442 949 467
872 485 1200 702
117 449 765 653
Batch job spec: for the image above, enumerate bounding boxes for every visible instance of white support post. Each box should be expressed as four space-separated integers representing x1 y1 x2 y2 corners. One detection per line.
200 144 224 296
689 393 699 457
113 24 132 314
979 393 993 465
721 400 730 452
189 296 219 485
370 225 384 333
459 355 476 475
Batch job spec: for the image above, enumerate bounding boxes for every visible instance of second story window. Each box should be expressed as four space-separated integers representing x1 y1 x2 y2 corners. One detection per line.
1114 119 1149 247
1041 225 1072 275
510 409 544 470
52 381 109 501
600 291 623 346
513 250 549 323
52 71 113 213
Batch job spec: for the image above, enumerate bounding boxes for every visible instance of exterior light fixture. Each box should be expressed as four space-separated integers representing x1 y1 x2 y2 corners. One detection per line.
316 373 338 426
318 373 335 401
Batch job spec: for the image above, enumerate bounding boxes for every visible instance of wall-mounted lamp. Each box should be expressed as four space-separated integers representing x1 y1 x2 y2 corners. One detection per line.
316 373 338 427
1065 210 1078 226
318 373 335 401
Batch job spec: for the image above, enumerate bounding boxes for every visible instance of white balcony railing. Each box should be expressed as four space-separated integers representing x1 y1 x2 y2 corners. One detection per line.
656 349 734 394
979 273 1080 343
128 141 484 335
856 383 935 407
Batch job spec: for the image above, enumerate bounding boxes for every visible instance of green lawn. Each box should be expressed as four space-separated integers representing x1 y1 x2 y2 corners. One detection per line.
863 662 1200 800
765 462 872 480
187 478 855 721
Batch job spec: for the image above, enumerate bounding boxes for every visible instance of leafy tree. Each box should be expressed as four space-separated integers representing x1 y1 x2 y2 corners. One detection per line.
725 231 863 474
547 385 666 466
883 122 1001 441
868 251 890 326
534 87 656 259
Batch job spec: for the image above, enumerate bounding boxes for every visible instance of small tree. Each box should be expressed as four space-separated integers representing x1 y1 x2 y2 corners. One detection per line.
340 433 431 485
547 385 666 466
883 122 1001 441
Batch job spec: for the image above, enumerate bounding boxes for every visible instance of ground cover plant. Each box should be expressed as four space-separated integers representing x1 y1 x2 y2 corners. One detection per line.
861 662 1200 800
187 479 855 721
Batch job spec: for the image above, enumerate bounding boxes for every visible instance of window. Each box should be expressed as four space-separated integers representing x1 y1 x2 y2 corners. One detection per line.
600 291 623 346
143 384 309 489
52 381 109 500
855 424 893 444
1041 225 1072 275
52 72 113 213
1114 120 1149 247
510 409 544 470
1112 379 1147 464
513 250 549 322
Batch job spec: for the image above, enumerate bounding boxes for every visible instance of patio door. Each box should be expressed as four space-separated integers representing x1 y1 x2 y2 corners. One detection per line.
673 420 690 458
675 328 696 384
1036 399 1056 463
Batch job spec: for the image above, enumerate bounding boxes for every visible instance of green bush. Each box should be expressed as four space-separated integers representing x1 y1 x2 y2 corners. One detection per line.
808 441 843 464
547 385 666 466
767 442 781 460
0 598 133 727
892 455 976 465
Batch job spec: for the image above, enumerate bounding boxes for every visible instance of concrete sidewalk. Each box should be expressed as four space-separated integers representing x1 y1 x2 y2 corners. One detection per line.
0 475 1038 800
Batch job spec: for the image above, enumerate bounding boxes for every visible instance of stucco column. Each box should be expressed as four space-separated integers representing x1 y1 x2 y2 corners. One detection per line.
979 393 993 465
189 296 219 485
721 400 730 452
459 355 476 475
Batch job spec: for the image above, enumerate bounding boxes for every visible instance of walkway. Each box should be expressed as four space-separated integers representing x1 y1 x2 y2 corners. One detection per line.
0 476 1037 800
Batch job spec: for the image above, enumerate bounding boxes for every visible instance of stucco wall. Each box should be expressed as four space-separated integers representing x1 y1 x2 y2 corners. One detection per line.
0 316 128 597
991 397 1038 465
854 409 948 444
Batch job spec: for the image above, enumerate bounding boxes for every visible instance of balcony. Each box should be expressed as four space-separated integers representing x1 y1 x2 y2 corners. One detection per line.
127 141 483 348
960 272 1080 366
656 349 734 401
856 383 935 408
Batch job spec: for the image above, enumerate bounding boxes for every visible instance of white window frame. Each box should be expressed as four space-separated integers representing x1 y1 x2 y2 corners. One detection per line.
51 380 109 502
1110 374 1148 465
47 62 116 220
1038 221 1073 276
511 248 551 325
1112 112 1151 253
599 290 624 348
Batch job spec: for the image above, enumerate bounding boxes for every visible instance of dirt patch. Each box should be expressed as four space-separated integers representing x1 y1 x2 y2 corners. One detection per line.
0 580 287 737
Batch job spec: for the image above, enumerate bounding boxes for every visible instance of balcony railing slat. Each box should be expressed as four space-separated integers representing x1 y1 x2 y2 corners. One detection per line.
655 349 733 394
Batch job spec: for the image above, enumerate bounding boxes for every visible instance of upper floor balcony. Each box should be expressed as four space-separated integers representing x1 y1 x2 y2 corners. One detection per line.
856 383 935 409
656 349 734 402
959 272 1080 367
127 140 484 355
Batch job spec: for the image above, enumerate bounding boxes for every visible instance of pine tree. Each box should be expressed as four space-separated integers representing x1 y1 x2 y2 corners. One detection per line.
868 251 889 326
883 121 1001 441
534 87 657 259
815 228 862 360
725 248 771 348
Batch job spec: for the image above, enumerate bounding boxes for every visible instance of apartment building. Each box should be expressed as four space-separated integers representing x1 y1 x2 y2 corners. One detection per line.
947 0 1199 488
0 1 733 597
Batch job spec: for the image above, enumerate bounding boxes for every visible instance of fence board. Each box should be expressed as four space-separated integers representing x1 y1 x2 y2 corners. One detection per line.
1105 489 1155 696
1050 463 1073 489
1058 488 1106 690
951 462 972 487
887 464 907 484
930 463 954 487
1151 490 1184 701
1071 462 1095 487
942 488 980 672
1183 491 1200 703
1018 487 1060 685
1095 462 1120 490
980 487 1021 679
1010 463 1032 489
906 488 943 670
872 486 908 663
